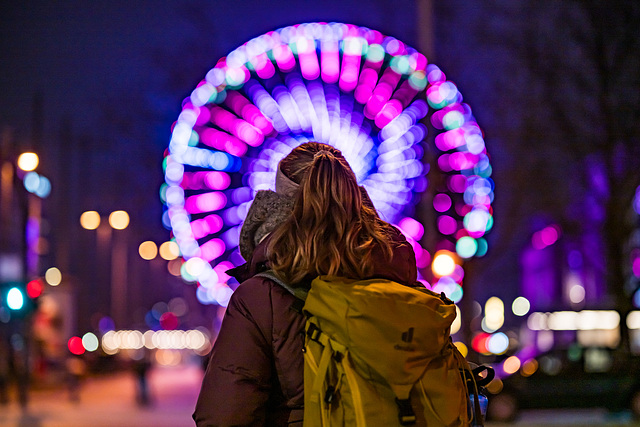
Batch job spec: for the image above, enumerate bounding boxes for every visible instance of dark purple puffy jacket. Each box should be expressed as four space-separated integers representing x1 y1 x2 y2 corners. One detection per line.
193 229 417 426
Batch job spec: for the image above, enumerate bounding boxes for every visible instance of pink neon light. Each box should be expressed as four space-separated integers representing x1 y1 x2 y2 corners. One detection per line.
321 41 340 84
364 68 401 119
363 29 384 44
435 128 466 151
437 215 457 235
433 193 452 212
199 238 226 262
195 106 211 125
210 105 264 147
199 127 247 157
390 79 419 109
354 68 379 104
448 175 467 193
181 171 231 190
273 44 296 73
540 225 561 246
409 52 428 71
235 122 262 147
632 257 640 277
397 217 424 241
213 261 233 283
297 38 320 80
416 248 431 269
431 104 465 130
225 91 273 137
339 38 362 93
244 106 273 135
191 214 224 239
203 172 231 190
449 152 479 171
374 99 402 129
252 52 276 80
339 54 361 93
437 154 452 172
185 192 227 214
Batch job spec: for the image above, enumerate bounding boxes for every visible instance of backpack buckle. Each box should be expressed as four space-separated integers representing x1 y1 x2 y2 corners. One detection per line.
307 323 322 342
395 398 416 425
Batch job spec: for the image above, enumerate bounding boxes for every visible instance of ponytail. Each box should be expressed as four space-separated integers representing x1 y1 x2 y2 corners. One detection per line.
267 144 394 284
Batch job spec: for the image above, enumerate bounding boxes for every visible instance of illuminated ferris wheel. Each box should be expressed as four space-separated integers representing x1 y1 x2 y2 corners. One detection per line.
162 22 494 306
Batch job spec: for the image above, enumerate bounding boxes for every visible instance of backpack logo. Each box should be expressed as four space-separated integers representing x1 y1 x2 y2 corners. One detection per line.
401 327 414 343
395 327 416 351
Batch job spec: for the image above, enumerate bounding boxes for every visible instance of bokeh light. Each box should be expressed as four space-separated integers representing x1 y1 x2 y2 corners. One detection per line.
139 241 158 260
453 341 468 358
82 332 99 352
17 152 39 171
512 296 530 316
472 332 491 355
450 305 462 335
80 211 101 230
45 267 62 286
503 356 521 375
483 296 504 332
68 336 85 355
159 241 180 260
532 224 561 250
521 358 539 377
109 210 130 230
7 287 24 310
432 250 457 277
26 279 43 298
101 329 210 355
487 332 509 354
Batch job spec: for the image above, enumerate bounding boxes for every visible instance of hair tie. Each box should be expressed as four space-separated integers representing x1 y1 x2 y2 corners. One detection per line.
314 150 333 159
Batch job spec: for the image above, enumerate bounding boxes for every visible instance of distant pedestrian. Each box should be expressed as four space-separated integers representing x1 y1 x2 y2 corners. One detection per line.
65 355 86 402
133 349 152 406
0 338 9 405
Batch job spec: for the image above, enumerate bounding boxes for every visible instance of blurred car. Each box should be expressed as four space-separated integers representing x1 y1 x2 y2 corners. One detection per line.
487 346 640 421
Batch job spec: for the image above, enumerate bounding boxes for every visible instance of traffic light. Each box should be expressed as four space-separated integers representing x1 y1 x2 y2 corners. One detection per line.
1 281 39 319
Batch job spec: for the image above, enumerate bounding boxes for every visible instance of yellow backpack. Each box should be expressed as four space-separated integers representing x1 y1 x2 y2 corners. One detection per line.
258 273 485 426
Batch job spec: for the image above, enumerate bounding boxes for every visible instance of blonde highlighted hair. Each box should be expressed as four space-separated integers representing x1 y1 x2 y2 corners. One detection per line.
267 142 395 284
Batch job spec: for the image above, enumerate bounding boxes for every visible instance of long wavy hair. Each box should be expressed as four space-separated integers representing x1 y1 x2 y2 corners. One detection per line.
267 142 395 284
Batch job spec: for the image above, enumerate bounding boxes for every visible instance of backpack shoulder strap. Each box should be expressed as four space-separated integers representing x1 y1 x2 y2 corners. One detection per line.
254 270 309 311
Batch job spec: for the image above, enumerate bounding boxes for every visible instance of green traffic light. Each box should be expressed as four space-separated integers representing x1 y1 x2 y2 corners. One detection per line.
7 286 25 310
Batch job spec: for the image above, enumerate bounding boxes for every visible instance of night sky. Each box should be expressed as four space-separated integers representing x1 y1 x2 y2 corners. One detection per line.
0 1 420 136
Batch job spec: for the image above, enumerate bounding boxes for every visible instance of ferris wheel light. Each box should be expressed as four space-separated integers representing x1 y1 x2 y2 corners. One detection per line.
163 22 494 306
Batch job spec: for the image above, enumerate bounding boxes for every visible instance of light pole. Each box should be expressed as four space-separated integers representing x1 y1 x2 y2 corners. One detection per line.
0 150 49 409
80 210 129 329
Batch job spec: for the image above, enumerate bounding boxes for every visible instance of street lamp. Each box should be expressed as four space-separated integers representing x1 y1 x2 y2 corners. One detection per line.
80 210 129 328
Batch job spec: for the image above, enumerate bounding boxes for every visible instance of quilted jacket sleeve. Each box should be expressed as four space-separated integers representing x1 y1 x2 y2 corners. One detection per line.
193 279 276 426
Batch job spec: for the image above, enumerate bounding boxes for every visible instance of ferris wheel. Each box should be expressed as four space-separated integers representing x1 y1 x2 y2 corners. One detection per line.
162 22 494 306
